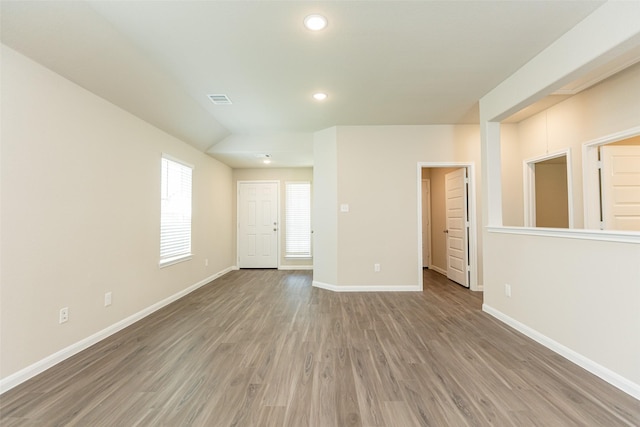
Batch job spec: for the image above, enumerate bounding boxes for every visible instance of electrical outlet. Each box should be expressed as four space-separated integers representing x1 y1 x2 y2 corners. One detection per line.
59 307 69 324
505 284 512 298
205 258 209 267
374 263 381 272
105 292 112 307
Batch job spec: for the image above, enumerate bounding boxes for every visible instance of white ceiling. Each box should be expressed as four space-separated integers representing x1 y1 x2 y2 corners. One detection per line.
1 0 607 168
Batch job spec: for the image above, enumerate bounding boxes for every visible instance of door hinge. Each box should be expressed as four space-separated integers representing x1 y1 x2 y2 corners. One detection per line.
465 221 470 228
597 160 603 169
466 265 471 272
599 221 604 230
464 177 469 184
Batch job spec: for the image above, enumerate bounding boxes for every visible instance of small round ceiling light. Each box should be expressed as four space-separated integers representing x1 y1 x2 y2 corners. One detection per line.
313 92 328 101
261 154 272 164
304 14 328 31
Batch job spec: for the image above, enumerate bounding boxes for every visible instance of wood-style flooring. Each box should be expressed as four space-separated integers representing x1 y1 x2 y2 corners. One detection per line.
1 269 639 426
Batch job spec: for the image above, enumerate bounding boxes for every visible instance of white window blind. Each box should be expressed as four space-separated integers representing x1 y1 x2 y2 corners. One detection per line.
285 182 311 257
160 156 193 266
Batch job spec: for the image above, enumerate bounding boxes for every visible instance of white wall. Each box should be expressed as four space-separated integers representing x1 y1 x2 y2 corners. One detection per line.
232 168 313 268
314 125 482 290
0 46 234 386
485 233 640 389
480 1 640 397
313 127 338 286
500 123 524 226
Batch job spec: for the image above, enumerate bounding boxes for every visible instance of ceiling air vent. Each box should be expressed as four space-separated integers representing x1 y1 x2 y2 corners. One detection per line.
207 94 232 105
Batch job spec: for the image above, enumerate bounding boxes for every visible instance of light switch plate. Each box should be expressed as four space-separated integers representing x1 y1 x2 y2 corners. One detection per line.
340 204 349 213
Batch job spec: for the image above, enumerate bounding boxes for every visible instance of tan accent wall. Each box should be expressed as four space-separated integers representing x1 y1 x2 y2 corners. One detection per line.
609 135 640 146
534 160 569 228
1 46 234 379
426 168 458 273
232 168 313 268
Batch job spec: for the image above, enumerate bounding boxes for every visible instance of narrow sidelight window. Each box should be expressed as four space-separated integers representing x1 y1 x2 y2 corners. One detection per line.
285 182 311 257
160 156 193 267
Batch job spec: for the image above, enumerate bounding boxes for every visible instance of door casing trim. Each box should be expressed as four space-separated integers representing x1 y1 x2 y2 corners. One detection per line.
417 162 480 291
523 149 574 229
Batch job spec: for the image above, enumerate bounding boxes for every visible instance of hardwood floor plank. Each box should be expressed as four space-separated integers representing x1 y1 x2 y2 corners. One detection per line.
1 269 638 426
255 405 286 427
335 347 362 427
262 331 301 407
282 341 315 427
381 401 422 427
309 348 338 427
399 378 456 427
349 346 387 426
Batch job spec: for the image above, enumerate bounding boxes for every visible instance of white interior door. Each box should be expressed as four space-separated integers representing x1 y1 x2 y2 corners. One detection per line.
421 179 431 268
600 145 640 231
445 168 469 287
238 182 278 268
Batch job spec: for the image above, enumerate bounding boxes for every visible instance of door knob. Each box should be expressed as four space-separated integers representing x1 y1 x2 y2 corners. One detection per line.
443 229 449 233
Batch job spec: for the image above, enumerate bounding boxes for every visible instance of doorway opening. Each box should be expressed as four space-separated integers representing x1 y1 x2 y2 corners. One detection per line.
583 128 640 231
417 163 478 290
524 150 573 228
421 178 432 270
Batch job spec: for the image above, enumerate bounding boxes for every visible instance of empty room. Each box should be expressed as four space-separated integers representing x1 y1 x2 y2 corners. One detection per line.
1 1 639 425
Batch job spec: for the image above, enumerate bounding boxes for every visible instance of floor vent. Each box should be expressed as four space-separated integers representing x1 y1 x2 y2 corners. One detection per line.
207 94 232 105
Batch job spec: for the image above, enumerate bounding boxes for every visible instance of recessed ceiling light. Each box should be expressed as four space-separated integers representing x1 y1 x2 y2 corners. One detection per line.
304 14 328 31
258 154 272 164
313 92 328 101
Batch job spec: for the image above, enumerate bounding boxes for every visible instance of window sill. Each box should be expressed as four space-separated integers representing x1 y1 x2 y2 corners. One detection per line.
487 226 640 244
159 254 193 268
285 255 313 259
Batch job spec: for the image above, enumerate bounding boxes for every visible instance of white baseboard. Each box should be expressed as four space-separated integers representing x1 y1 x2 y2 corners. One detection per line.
429 265 447 276
482 304 640 401
278 265 313 271
312 280 421 292
0 266 234 394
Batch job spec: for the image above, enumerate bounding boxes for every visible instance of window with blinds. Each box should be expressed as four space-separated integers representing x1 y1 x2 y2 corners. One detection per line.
285 182 311 258
160 156 193 267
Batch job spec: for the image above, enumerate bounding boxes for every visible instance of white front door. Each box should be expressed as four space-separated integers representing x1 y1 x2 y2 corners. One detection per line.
445 168 469 287
600 145 640 231
238 182 279 268
421 179 431 268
